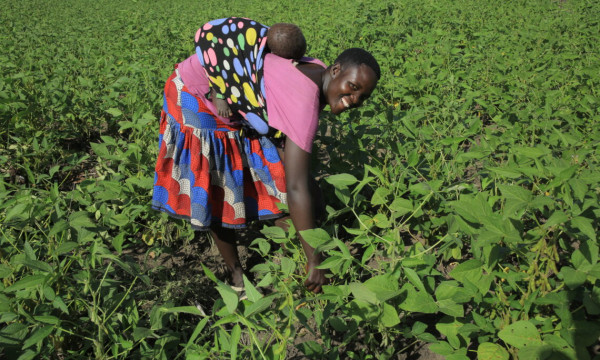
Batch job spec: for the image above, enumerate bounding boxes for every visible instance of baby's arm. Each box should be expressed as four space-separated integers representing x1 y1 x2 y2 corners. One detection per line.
210 88 233 118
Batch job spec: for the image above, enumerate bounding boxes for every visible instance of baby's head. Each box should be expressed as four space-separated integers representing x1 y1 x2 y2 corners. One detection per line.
267 23 306 60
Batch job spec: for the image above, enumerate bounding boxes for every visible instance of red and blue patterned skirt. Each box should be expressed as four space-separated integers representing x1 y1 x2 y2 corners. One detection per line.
152 68 287 230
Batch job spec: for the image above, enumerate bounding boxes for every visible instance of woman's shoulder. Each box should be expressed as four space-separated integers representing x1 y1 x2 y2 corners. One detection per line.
265 54 325 70
299 56 326 69
265 54 326 89
263 54 324 153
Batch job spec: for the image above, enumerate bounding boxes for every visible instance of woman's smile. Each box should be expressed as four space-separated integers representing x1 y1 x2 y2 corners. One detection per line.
325 63 378 115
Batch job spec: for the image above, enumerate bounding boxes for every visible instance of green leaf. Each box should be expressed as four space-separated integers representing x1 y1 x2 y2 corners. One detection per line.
325 173 358 189
16 349 37 360
477 343 509 360
297 340 323 357
69 211 94 230
34 315 59 325
399 284 438 313
381 302 400 327
260 225 286 241
572 320 600 346
230 324 241 360
578 239 598 266
543 211 568 229
22 325 53 349
13 259 53 273
513 146 550 159
55 241 78 255
389 197 413 216
48 220 69 238
202 263 218 283
516 344 555 360
498 184 532 211
349 282 379 305
535 291 568 306
571 216 596 240
372 213 391 228
411 321 427 336
371 187 390 205
403 267 426 292
109 213 129 227
334 187 351 205
299 228 331 249
429 341 455 356
0 323 28 345
4 203 30 222
487 166 522 179
186 317 210 347
329 317 348 332
437 299 464 317
451 194 491 224
364 274 400 302
161 306 206 315
53 296 69 314
435 318 464 349
43 285 56 301
449 259 482 284
559 266 587 289
243 295 276 317
316 255 345 271
105 107 123 116
456 150 488 163
280 257 296 276
568 178 588 202
132 327 153 341
435 281 474 303
112 233 125 253
4 274 47 292
216 283 239 314
242 275 262 302
0 264 13 278
365 165 389 185
498 320 542 349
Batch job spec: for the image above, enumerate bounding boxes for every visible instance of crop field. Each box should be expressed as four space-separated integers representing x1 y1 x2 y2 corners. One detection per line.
1 0 600 359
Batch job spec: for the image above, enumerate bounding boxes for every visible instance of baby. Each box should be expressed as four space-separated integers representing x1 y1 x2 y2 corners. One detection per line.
266 22 307 60
196 19 306 127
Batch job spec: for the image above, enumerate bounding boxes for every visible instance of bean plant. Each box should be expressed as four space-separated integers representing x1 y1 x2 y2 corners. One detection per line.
1 0 599 359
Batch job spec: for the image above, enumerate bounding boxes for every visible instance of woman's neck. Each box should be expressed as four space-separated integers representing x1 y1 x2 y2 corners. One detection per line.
296 63 325 88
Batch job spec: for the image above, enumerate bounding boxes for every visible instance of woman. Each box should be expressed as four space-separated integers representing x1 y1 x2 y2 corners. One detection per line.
152 19 380 293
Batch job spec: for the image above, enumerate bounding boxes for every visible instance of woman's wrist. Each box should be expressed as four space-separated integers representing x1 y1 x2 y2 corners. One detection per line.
306 251 322 266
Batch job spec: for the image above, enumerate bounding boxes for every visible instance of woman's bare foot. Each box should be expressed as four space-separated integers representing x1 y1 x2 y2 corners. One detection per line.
210 88 233 117
230 266 245 288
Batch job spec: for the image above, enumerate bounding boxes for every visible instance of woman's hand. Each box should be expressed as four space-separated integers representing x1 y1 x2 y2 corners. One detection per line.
305 256 328 293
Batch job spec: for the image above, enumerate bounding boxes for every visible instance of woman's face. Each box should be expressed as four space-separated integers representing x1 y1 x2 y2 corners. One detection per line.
324 63 378 115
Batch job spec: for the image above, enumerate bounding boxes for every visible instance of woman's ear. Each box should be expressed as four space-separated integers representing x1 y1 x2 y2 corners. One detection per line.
330 63 342 78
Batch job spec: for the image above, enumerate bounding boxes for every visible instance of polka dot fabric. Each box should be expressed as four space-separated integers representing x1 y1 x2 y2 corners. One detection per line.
195 17 270 134
152 67 287 230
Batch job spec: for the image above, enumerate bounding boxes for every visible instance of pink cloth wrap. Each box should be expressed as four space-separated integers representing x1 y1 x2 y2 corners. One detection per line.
177 53 326 153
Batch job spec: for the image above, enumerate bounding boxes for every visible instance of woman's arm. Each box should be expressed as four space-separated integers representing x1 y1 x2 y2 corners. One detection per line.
283 137 328 293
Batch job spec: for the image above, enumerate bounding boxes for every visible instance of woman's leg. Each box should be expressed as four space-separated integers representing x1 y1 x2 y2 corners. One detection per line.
210 226 244 288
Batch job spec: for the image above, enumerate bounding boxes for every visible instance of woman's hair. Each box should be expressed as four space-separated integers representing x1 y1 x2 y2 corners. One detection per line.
334 48 381 80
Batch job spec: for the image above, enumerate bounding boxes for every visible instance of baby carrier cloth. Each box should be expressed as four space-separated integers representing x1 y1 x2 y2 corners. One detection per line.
195 17 271 135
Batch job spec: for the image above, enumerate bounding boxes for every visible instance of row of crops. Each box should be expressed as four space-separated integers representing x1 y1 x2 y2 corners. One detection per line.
1 0 599 358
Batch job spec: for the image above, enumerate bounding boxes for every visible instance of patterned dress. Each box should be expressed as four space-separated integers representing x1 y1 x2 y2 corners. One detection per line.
194 17 271 134
152 66 287 230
